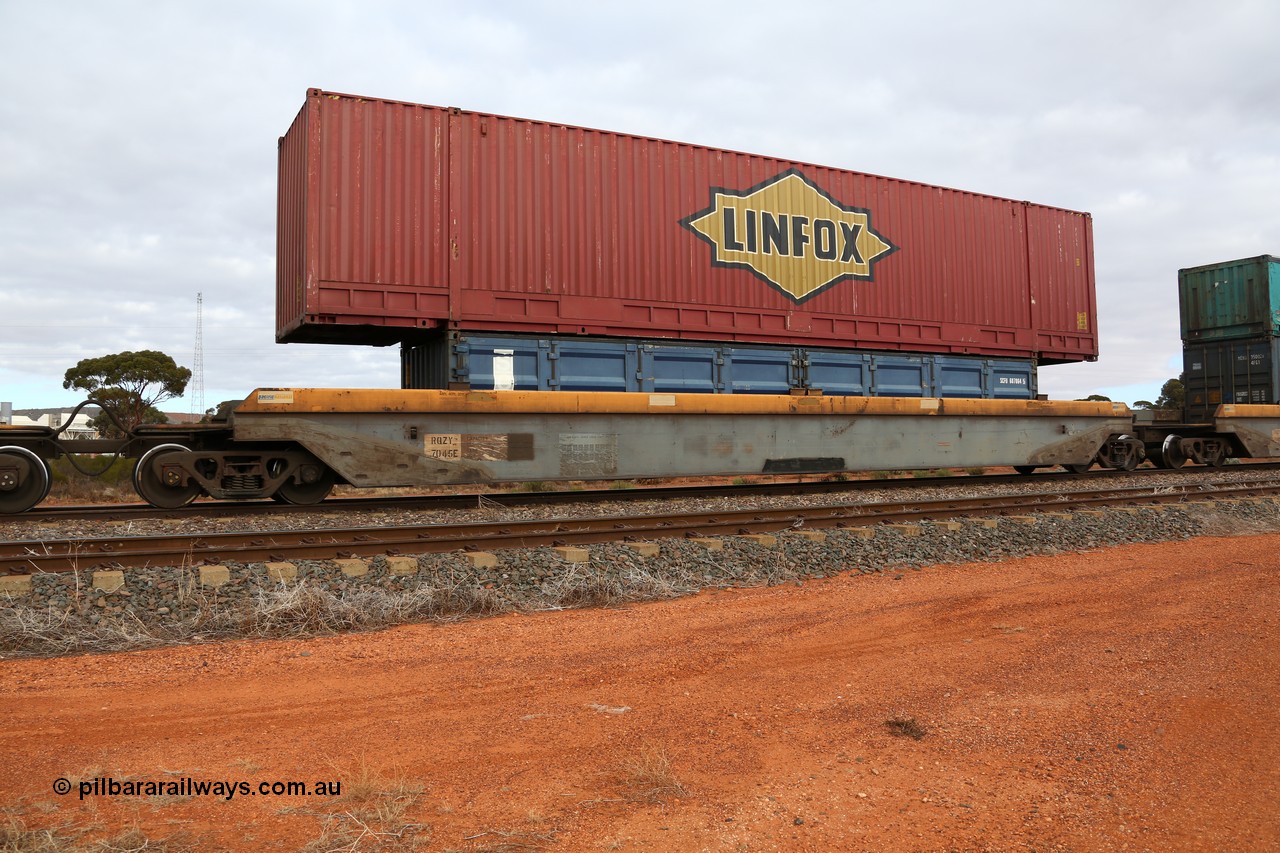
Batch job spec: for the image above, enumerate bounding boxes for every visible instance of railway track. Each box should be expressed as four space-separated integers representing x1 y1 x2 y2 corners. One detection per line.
14 462 1280 524
5 478 1279 574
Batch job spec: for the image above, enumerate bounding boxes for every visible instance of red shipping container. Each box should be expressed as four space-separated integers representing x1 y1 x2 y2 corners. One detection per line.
277 89 1097 364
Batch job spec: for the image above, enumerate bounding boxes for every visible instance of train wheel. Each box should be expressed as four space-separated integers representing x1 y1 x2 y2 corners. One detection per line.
1097 434 1142 472
1159 434 1187 470
273 464 336 505
134 444 203 509
1013 465 1041 475
0 447 52 514
1066 463 1093 474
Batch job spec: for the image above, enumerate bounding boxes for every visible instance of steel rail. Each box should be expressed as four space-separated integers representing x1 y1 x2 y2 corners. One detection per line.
4 479 1279 575
14 462 1280 523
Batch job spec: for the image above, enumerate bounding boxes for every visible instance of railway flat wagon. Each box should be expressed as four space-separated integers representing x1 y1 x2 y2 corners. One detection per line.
199 390 1140 501
277 90 1097 365
13 389 1280 512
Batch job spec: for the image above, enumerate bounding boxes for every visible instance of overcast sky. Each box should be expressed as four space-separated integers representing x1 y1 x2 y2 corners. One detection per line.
2 0 1277 412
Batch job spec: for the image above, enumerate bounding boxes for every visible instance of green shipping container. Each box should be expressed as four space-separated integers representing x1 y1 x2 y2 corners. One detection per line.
1179 255 1280 342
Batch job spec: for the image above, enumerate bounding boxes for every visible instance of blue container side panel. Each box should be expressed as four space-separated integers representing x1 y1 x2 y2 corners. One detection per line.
871 355 928 397
454 339 545 391
724 347 797 394
934 358 985 398
988 361 1036 399
551 341 635 392
805 351 870 396
643 345 720 394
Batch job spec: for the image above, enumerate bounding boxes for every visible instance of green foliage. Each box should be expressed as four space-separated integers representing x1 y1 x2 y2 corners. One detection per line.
45 454 138 503
62 350 191 434
1132 377 1185 412
1077 394 1112 402
1154 377 1185 411
203 399 243 423
48 454 136 485
88 391 167 437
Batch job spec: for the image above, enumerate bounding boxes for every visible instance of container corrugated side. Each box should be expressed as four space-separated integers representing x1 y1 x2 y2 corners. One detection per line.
281 89 1096 364
1183 336 1280 421
277 91 451 344
276 104 309 341
1179 255 1280 343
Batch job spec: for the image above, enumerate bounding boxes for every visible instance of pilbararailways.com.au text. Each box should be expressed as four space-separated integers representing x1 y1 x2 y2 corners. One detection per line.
54 776 341 801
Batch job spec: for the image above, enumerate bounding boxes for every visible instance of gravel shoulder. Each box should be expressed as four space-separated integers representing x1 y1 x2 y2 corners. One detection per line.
2 529 1278 851
7 467 1280 542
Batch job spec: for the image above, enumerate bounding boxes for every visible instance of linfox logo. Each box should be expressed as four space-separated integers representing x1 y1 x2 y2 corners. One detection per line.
681 168 898 303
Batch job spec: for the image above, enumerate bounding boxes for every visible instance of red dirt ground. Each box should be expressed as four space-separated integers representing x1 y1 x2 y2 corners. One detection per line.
1 534 1278 852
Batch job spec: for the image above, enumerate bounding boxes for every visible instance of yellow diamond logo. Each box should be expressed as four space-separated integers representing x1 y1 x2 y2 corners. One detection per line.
681 168 898 302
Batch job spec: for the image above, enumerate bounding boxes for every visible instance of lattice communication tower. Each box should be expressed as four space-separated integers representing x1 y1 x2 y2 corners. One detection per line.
191 292 205 416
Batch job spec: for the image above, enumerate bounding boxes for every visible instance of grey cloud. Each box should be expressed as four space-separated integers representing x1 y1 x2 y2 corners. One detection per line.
2 0 1277 410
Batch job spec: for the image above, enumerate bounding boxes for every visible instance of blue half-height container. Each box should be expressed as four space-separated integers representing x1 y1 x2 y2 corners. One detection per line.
401 333 1037 399
1179 255 1280 342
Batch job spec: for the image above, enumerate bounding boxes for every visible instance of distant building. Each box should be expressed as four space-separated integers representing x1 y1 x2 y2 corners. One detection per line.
1 403 198 437
3 406 98 439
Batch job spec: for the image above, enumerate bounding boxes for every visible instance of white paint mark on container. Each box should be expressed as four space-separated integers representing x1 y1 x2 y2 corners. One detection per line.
492 349 516 391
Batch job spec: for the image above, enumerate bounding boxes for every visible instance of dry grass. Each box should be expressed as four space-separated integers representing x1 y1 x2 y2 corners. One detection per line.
615 746 686 804
1196 510 1280 537
43 457 136 507
0 577 506 657
885 716 928 740
0 607 185 657
300 761 427 853
443 829 556 853
1 543 741 656
0 813 68 853
87 827 195 852
0 813 191 853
